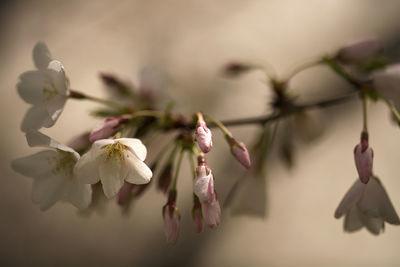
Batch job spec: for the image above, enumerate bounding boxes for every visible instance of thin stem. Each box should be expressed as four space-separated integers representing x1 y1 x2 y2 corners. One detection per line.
208 92 356 128
171 148 185 190
323 57 360 88
205 115 233 137
379 94 400 124
285 58 324 81
125 110 164 120
188 152 197 181
362 94 368 131
69 90 124 109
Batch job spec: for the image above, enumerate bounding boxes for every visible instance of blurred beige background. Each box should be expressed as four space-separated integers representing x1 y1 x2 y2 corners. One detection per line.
2 0 400 266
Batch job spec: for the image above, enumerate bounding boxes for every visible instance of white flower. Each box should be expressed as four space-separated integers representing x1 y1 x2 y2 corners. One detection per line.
373 63 400 109
74 138 152 198
335 177 400 235
17 42 69 132
11 131 92 210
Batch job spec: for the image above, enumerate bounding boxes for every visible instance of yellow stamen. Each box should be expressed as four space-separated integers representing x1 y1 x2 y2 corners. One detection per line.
102 141 128 163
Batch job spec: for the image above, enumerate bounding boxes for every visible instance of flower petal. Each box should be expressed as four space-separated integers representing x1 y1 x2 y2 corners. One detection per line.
26 130 79 158
357 209 384 235
32 174 67 211
99 160 124 198
359 177 400 225
117 138 147 161
74 150 100 184
334 179 365 219
33 42 52 70
11 150 55 178
17 71 47 105
21 106 54 132
66 180 92 210
123 151 152 184
344 206 363 233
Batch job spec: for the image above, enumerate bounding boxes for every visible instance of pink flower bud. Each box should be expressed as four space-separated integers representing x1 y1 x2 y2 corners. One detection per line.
231 140 251 169
194 165 214 202
89 117 126 142
336 38 383 64
201 193 221 228
117 182 134 205
195 121 213 153
157 163 173 194
354 132 374 184
192 197 203 233
162 191 180 244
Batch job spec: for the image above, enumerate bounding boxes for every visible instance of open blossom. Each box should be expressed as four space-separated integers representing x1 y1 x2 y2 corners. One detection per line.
11 131 91 210
89 117 126 142
194 161 221 228
354 132 373 184
17 42 69 132
74 138 152 198
195 121 213 153
336 38 383 64
335 177 400 235
162 190 180 244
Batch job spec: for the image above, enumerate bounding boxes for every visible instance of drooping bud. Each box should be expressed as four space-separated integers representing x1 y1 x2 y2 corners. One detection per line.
192 195 203 233
117 182 135 205
158 163 173 194
162 190 180 244
194 114 213 153
89 117 127 142
193 156 221 228
336 38 383 64
354 131 374 184
229 137 251 169
194 164 214 203
223 61 253 77
202 192 221 228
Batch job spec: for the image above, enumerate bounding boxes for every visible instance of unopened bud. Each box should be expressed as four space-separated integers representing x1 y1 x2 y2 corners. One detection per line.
336 38 383 64
192 195 203 233
354 131 374 184
89 117 126 142
158 163 173 194
230 138 251 169
162 190 180 244
195 121 213 153
224 62 253 77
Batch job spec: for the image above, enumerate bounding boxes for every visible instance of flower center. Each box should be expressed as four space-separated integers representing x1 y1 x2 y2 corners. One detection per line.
47 151 76 176
42 82 59 101
102 141 129 163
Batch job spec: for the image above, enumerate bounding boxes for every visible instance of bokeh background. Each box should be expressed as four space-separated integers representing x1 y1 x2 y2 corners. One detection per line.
2 0 400 266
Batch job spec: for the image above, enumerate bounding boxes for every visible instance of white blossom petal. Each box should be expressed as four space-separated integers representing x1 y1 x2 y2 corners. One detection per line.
74 150 101 184
334 179 365 219
11 151 55 178
21 106 54 132
26 130 79 158
66 181 92 210
357 209 384 235
344 206 363 233
123 151 152 184
358 177 400 224
99 161 125 198
17 71 47 105
32 174 67 211
33 42 52 70
118 138 147 161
